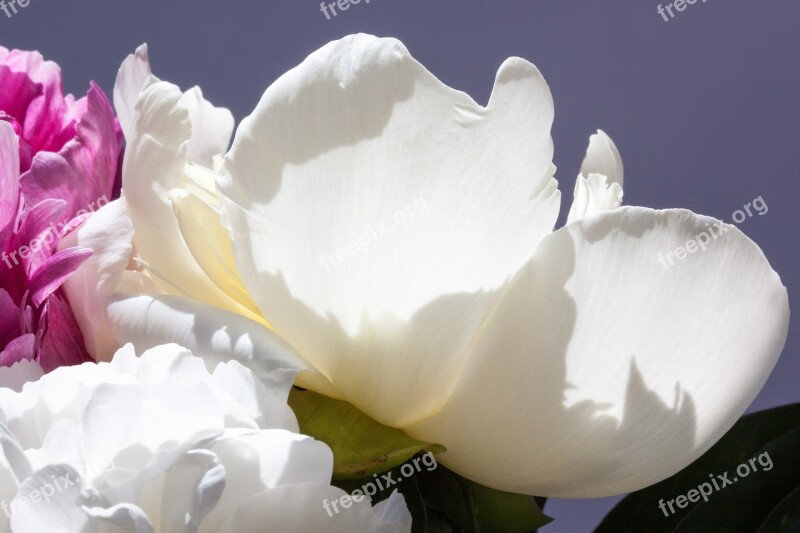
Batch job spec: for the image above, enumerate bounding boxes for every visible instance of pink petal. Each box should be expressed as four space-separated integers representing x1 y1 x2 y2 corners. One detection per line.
36 291 92 371
0 47 71 155
20 83 119 221
0 288 22 349
0 333 35 368
12 199 66 274
0 122 20 247
28 247 93 307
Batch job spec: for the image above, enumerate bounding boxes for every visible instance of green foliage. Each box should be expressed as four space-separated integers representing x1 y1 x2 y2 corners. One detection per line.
598 403 800 532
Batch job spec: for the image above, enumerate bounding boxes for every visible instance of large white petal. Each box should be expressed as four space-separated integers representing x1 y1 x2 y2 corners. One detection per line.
407 207 789 497
219 34 559 426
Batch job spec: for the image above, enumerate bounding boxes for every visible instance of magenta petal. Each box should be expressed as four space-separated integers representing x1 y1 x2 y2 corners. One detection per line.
0 47 70 154
0 122 20 246
0 333 35 367
21 83 119 220
0 288 22 348
28 247 93 307
0 47 59 122
11 199 67 275
37 291 92 371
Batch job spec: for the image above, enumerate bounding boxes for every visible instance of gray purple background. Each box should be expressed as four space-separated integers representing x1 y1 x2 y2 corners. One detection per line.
3 0 798 530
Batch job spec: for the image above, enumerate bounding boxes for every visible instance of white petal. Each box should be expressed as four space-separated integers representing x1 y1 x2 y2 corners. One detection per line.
83 502 155 532
197 430 331 531
566 173 623 224
179 87 235 168
0 359 43 392
106 294 307 392
122 80 258 318
9 465 89 532
219 34 559 426
373 490 413 531
580 129 623 186
216 483 410 533
171 188 262 320
159 449 226 532
60 199 135 360
567 130 624 223
407 207 789 497
114 43 153 141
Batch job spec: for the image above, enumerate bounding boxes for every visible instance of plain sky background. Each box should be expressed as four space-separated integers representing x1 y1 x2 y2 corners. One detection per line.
3 0 798 531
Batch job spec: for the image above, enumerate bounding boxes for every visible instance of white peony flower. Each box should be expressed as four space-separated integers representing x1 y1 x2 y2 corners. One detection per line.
0 344 411 532
66 35 789 498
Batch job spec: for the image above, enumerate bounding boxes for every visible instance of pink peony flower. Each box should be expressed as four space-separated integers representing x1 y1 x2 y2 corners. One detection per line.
0 47 121 372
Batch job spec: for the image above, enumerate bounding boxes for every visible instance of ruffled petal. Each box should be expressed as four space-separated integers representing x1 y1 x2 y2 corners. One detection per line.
122 80 254 317
20 82 118 221
408 207 789 497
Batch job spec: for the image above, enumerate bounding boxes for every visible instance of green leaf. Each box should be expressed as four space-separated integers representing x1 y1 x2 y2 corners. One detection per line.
336 460 551 532
598 403 800 532
288 387 445 479
417 467 552 532
757 485 800 532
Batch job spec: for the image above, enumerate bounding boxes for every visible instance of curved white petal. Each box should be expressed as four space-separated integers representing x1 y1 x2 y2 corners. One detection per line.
159 449 226 532
114 43 152 141
567 173 624 224
179 87 235 168
122 80 256 319
219 33 559 426
407 206 789 497
106 294 308 394
580 129 623 186
201 429 332 531
171 188 262 319
60 198 135 360
115 44 234 168
567 130 624 223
